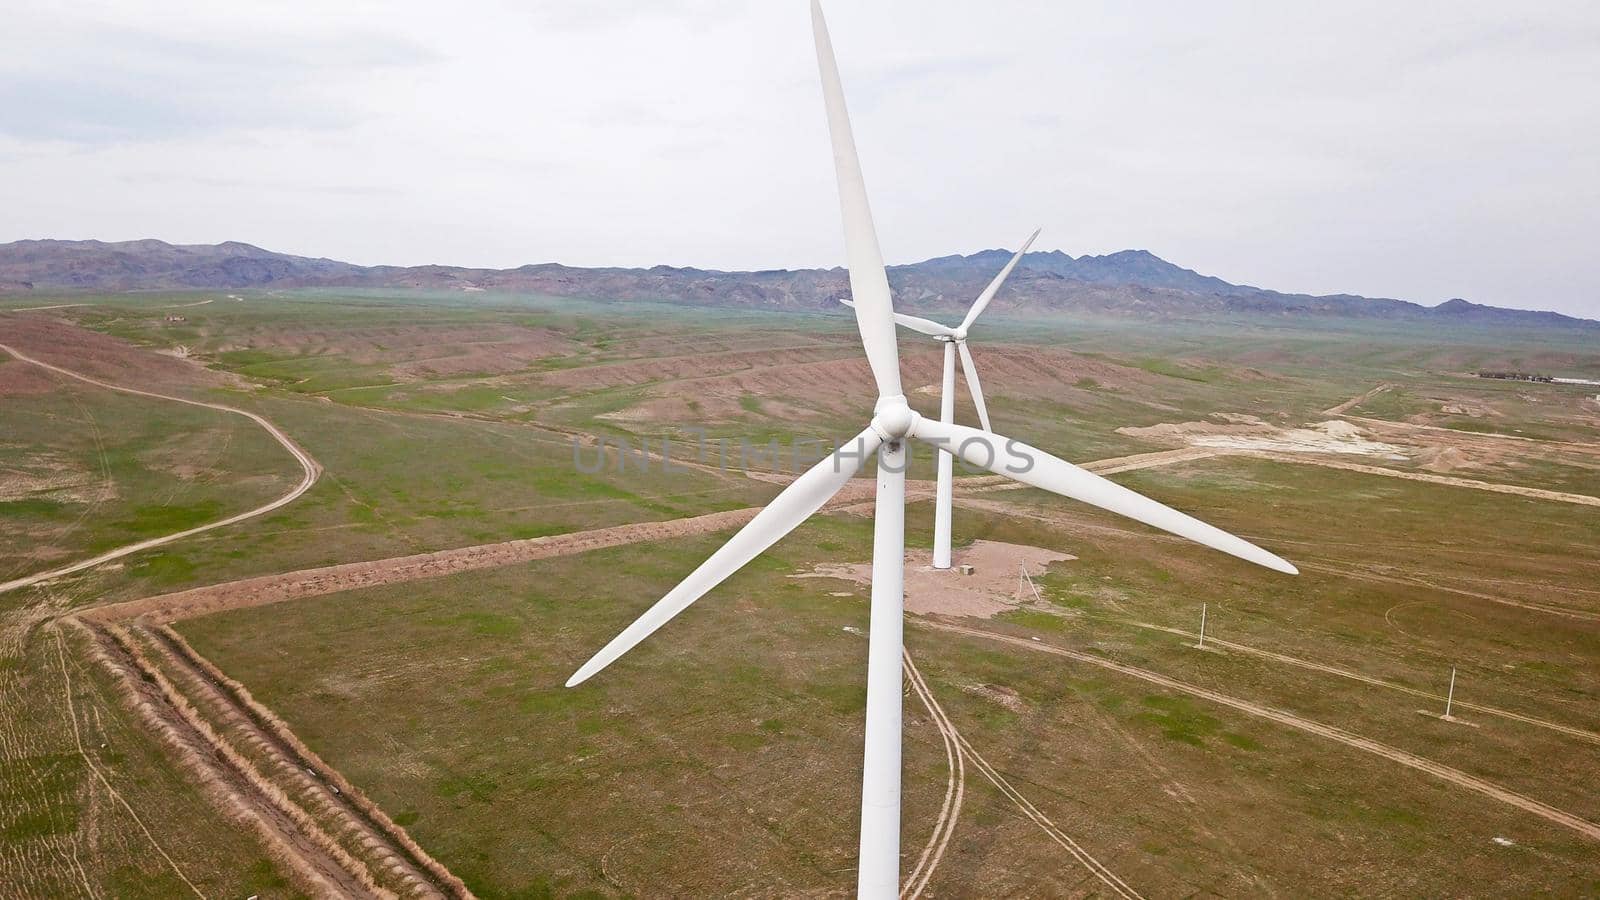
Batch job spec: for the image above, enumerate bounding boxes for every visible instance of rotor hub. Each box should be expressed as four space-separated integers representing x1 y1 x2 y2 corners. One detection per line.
871 397 918 440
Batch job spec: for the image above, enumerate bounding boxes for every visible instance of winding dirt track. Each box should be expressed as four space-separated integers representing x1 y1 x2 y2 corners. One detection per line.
0 343 322 595
923 621 1600 843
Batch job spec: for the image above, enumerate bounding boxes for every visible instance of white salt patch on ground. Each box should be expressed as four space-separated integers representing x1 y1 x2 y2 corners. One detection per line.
1121 418 1408 458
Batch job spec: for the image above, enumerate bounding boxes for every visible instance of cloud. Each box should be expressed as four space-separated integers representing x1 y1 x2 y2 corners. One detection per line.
0 20 436 143
0 0 1596 317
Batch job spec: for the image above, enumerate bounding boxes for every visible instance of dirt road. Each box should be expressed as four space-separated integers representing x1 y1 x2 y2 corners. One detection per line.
0 343 322 595
84 506 762 624
923 621 1600 843
1323 383 1392 417
1295 559 1600 622
1246 451 1600 507
83 445 1205 627
1114 618 1600 745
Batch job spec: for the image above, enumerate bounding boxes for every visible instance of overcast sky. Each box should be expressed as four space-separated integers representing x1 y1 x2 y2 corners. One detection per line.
3 1 1597 316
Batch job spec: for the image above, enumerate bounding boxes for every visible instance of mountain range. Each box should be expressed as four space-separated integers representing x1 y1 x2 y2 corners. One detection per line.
1 238 1591 329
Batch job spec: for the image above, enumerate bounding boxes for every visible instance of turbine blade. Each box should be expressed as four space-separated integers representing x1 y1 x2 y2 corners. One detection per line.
840 299 953 337
960 227 1040 332
909 419 1297 575
812 0 903 400
895 313 955 337
567 426 885 686
956 341 991 432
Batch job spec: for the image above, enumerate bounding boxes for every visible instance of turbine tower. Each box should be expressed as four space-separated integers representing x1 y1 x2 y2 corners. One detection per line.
843 229 1038 569
567 5 1298 897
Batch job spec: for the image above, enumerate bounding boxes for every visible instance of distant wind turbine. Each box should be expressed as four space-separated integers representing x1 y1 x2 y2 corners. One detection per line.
842 228 1039 568
566 4 1298 897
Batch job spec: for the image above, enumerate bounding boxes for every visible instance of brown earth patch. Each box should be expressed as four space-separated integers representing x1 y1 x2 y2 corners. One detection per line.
1441 402 1497 418
1118 418 1407 458
0 446 113 503
1 316 226 392
537 346 863 393
1415 446 1470 473
219 324 577 380
959 681 1025 712
792 540 1075 618
576 344 1156 425
0 357 60 396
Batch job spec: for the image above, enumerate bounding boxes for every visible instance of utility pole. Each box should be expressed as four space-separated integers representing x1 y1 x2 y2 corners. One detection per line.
1445 667 1457 719
1197 603 1208 650
1019 562 1043 604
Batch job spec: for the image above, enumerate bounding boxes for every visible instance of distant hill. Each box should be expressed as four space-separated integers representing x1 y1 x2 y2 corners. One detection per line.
0 239 364 293
2 238 1592 329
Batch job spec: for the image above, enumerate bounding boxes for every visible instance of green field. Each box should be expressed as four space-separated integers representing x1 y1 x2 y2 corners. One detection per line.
3 290 1599 897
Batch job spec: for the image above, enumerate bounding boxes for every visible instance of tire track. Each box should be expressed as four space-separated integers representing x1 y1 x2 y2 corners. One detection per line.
901 650 964 899
49 627 204 898
137 623 465 898
1244 452 1600 508
1112 617 1600 746
75 619 381 897
923 621 1600 842
902 650 1142 900
1296 559 1600 622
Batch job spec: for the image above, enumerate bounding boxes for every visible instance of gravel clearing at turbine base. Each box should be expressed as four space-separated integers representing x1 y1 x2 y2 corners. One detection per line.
794 540 1074 618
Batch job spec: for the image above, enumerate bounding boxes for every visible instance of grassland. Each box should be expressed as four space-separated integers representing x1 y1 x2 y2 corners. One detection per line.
0 360 296 578
176 460 1600 895
4 289 1599 896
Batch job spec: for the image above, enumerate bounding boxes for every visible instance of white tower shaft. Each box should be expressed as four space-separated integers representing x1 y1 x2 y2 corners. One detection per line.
858 441 906 897
932 340 958 569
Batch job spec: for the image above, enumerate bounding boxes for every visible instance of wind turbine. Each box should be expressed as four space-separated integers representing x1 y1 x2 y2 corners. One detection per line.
566 4 1298 897
842 228 1039 569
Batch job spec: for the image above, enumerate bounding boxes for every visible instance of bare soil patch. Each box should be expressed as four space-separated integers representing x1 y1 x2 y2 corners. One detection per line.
1119 417 1407 458
226 324 578 380
569 344 1155 425
1 316 226 391
1323 383 1392 417
0 357 59 396
0 446 113 503
792 540 1074 618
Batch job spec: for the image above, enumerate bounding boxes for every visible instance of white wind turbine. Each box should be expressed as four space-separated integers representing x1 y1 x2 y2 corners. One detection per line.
566 4 1298 897
842 228 1039 569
